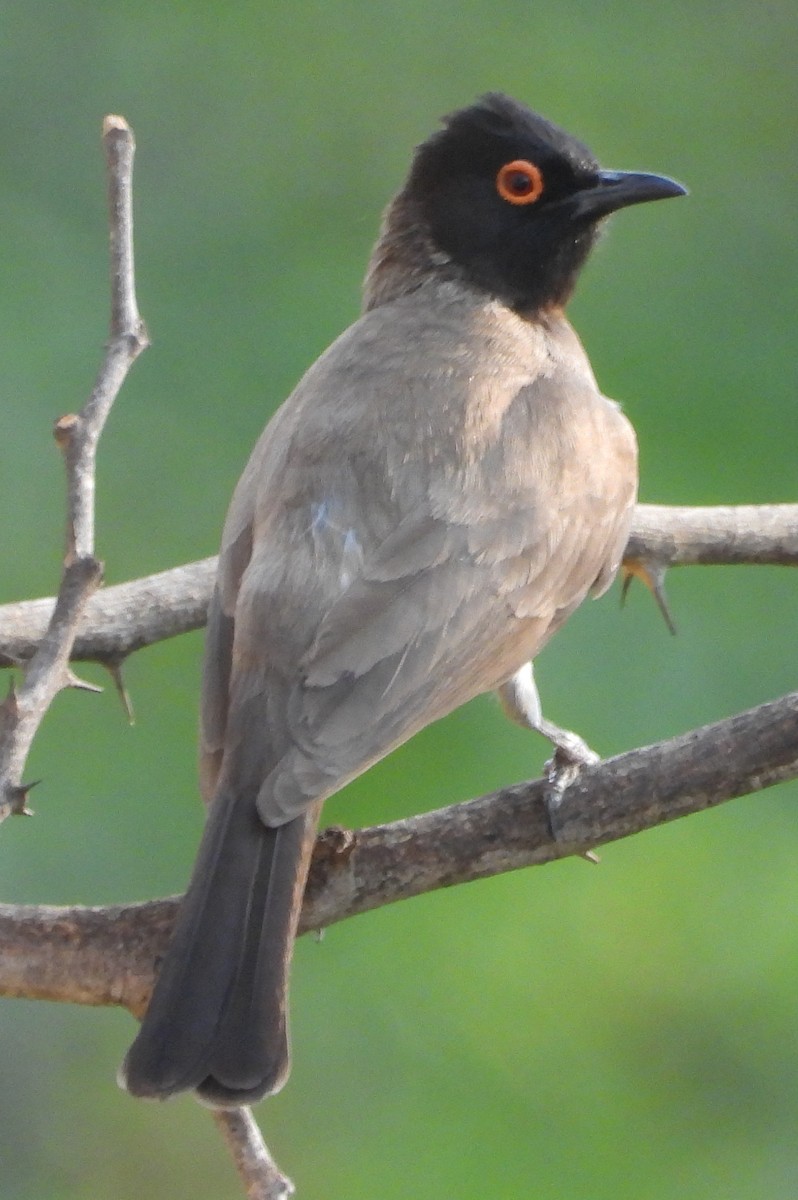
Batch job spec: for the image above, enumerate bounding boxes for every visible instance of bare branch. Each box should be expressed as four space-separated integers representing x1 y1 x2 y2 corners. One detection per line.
1 504 795 671
626 503 798 567
1 688 795 1012
0 559 215 669
213 1109 295 1200
60 116 149 563
0 116 148 821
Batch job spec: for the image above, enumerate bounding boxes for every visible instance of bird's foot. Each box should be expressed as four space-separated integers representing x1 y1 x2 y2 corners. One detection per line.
495 666 600 856
539 723 600 855
543 734 599 808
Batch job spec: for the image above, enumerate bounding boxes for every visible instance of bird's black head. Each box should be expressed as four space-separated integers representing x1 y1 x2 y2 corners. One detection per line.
388 93 685 315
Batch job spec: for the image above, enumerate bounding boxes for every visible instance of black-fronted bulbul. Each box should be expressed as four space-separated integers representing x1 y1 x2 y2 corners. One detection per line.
121 93 685 1106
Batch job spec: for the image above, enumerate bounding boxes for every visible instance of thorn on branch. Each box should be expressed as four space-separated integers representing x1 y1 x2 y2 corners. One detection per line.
7 779 40 817
107 659 135 724
621 556 677 635
64 668 104 695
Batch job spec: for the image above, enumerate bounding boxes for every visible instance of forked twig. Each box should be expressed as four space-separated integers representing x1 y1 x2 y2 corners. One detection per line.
0 115 148 821
0 115 289 1196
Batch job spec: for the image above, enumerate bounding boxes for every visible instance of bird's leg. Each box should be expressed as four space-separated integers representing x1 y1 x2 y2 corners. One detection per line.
497 662 600 841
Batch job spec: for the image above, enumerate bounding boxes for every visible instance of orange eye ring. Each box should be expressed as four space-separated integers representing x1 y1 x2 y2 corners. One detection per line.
496 159 544 205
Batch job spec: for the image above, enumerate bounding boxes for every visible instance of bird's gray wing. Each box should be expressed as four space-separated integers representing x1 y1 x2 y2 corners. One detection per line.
251 394 636 827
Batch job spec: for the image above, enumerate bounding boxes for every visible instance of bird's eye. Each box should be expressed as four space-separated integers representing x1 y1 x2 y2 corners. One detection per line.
496 160 544 205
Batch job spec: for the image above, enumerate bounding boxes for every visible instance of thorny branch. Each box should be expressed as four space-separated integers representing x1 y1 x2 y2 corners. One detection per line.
0 116 287 1200
0 503 796 670
2 694 797 1196
1 688 797 1014
0 116 148 822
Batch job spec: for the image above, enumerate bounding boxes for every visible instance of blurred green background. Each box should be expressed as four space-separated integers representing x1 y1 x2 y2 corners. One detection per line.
1 2 796 1198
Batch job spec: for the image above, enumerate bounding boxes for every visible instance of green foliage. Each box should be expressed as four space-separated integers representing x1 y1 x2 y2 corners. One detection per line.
1 2 796 1196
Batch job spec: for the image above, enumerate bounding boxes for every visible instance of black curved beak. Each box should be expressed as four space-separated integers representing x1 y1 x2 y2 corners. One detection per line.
572 169 688 220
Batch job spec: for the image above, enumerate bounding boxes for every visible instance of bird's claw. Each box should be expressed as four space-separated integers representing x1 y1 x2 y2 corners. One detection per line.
543 733 600 845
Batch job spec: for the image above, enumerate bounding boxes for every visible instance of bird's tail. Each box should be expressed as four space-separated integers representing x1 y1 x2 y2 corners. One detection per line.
120 789 320 1108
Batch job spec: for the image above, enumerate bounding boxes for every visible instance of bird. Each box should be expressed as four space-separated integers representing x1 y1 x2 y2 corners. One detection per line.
120 93 685 1107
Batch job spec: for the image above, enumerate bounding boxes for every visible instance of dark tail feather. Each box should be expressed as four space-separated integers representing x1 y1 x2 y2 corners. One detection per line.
120 790 320 1107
